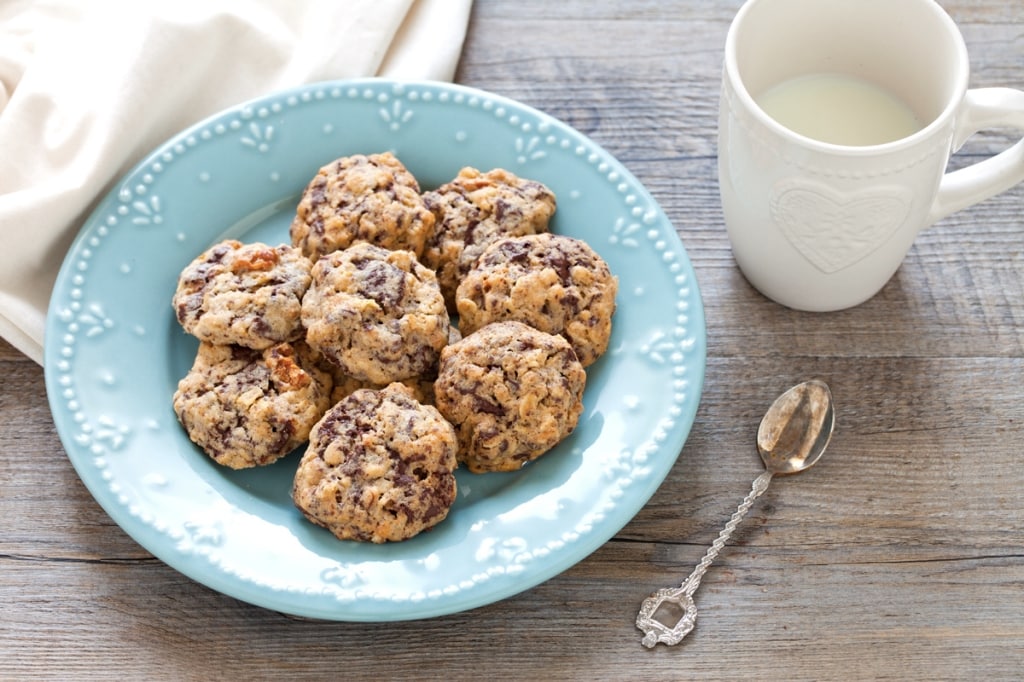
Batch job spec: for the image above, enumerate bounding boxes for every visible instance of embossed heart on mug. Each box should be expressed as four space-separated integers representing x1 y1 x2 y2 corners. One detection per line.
769 180 913 273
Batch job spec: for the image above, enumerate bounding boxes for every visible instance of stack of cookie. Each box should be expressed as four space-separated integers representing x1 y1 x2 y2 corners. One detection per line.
171 240 332 470
171 152 617 543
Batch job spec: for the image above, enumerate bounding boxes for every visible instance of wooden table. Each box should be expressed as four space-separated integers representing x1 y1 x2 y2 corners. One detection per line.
3 1 1022 679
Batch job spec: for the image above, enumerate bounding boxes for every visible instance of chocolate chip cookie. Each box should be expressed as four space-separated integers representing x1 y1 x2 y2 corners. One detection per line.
172 240 311 349
173 341 333 469
301 242 450 385
291 382 459 543
455 233 618 367
433 321 586 473
421 167 556 310
289 152 434 260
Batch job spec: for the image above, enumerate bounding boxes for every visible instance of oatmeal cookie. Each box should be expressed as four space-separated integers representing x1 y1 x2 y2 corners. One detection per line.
172 240 311 349
173 341 333 469
292 383 459 543
301 242 450 385
433 321 586 473
289 152 434 260
421 167 556 309
455 233 617 367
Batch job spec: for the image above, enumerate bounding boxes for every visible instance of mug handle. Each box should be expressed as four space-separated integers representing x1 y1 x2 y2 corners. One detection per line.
929 87 1024 224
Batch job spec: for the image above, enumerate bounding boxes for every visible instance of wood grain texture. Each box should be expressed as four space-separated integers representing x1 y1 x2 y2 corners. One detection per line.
2 1 1023 679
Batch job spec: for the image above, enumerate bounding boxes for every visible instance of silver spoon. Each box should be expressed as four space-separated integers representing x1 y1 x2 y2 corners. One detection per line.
636 379 835 648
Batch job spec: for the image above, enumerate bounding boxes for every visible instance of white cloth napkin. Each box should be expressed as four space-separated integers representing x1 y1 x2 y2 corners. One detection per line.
0 0 473 364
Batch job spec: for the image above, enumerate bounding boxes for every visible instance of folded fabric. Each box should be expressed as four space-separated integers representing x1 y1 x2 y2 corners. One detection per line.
0 0 473 364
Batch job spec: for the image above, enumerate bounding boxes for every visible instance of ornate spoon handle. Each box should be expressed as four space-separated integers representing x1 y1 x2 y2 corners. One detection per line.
636 470 775 647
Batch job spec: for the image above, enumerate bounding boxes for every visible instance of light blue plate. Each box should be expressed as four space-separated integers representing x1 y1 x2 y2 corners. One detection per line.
44 79 706 621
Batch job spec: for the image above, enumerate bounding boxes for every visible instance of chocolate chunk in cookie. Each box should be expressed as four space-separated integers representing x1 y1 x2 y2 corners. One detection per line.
422 167 556 310
172 240 311 349
173 341 333 469
289 152 434 260
292 383 459 543
433 321 586 473
455 233 618 367
301 242 450 385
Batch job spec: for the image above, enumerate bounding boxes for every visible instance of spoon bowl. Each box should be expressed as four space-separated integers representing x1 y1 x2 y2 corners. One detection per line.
757 379 834 475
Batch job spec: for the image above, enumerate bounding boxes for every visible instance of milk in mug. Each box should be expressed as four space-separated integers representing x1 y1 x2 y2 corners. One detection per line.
755 72 923 146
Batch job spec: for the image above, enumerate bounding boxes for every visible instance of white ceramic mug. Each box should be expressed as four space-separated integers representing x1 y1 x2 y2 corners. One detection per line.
719 0 1024 311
